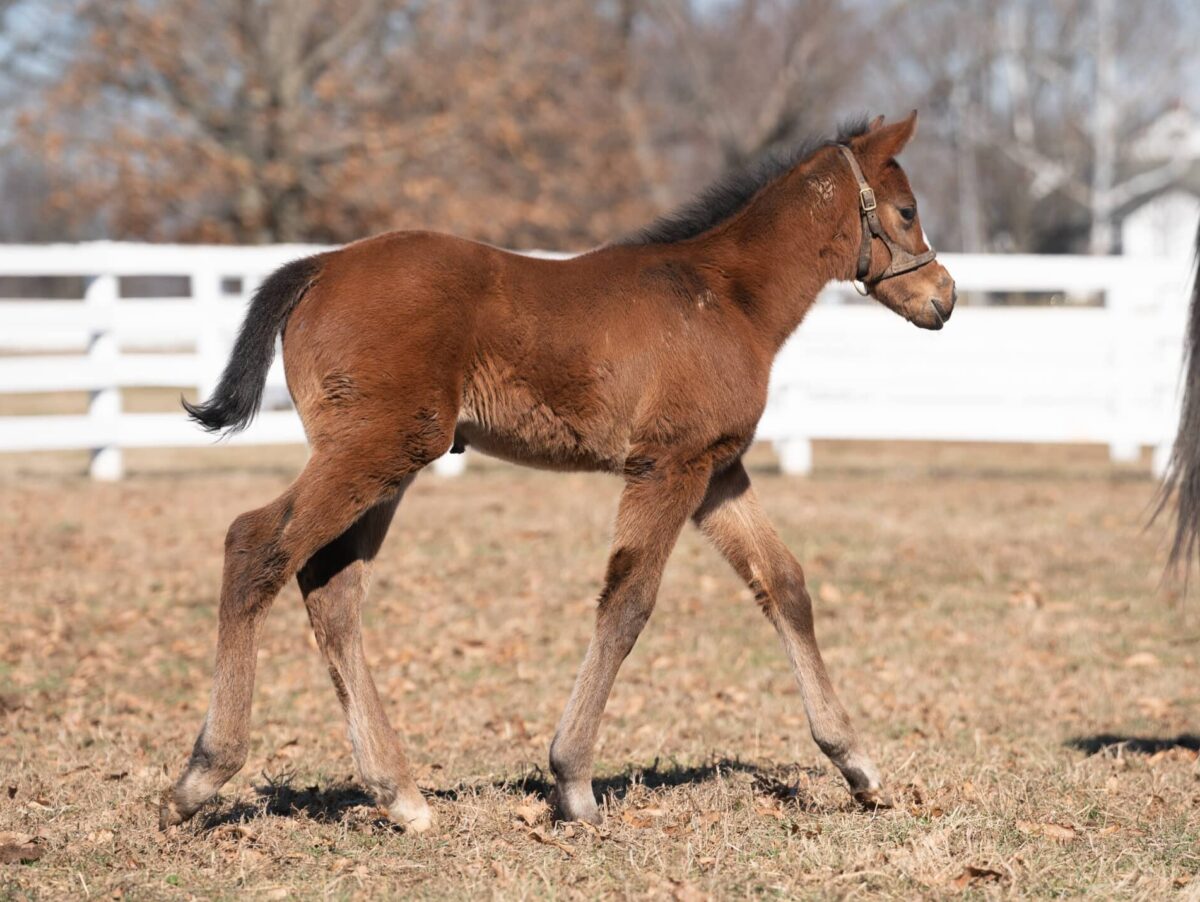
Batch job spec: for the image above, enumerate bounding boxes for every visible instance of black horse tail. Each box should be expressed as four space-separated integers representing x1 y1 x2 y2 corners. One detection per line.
182 255 321 435
1155 220 1200 579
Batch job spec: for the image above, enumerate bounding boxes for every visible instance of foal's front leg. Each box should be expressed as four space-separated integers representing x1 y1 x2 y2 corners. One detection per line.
692 461 889 808
550 464 711 824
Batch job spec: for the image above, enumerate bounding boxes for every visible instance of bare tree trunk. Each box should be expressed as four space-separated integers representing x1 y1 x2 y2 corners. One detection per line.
1089 0 1117 255
615 0 672 212
950 81 986 253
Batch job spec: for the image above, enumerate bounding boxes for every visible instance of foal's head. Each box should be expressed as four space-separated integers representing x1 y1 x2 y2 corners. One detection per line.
836 112 956 330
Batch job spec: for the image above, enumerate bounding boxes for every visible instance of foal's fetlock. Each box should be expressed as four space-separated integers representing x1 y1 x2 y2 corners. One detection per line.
549 745 602 824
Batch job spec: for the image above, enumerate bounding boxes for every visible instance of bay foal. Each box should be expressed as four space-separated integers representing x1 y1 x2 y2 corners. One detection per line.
162 113 956 831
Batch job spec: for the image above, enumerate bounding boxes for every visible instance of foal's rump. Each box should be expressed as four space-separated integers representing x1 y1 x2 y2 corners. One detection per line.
185 231 499 446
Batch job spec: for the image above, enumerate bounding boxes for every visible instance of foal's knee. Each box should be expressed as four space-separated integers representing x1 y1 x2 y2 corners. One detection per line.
549 734 588 783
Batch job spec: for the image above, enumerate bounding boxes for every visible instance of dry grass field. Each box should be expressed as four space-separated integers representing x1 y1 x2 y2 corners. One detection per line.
1 441 1198 899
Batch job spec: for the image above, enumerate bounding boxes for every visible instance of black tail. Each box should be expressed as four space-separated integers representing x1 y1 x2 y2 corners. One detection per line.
1155 220 1200 579
183 255 321 435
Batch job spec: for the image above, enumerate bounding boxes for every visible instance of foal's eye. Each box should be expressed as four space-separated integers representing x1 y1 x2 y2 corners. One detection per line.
898 206 916 224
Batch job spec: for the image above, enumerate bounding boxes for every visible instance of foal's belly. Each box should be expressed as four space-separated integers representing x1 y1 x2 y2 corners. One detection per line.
453 420 621 473
455 356 630 474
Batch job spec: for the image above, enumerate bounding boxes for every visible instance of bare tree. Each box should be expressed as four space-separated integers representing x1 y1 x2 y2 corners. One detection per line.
655 0 863 168
17 0 660 247
883 0 1200 253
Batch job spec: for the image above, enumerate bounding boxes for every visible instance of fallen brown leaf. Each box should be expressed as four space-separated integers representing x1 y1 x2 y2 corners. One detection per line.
817 583 843 604
952 865 1006 889
1008 582 1043 609
210 824 256 844
527 827 574 856
622 807 666 828
514 800 546 827
0 833 45 865
754 799 785 820
1123 652 1160 669
1017 820 1076 842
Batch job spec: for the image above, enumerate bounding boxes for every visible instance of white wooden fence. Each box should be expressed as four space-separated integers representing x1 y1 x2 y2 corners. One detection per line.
0 242 1192 480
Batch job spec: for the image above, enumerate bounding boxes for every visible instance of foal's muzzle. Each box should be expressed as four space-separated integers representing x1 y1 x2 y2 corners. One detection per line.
908 281 955 331
929 294 954 328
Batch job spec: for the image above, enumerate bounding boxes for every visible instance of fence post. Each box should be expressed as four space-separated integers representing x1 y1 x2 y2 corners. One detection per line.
193 268 223 404
771 375 813 475
86 273 122 480
432 450 468 477
775 437 813 475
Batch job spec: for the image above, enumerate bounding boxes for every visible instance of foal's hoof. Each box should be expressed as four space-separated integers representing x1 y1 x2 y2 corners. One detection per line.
852 787 893 811
552 786 602 826
158 789 194 830
387 794 433 834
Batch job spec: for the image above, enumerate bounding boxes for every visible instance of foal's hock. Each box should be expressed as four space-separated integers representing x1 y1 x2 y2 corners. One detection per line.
162 113 958 832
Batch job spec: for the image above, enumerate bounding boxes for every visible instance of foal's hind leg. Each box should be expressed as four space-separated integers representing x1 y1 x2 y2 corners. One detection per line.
297 484 430 832
550 462 711 824
161 430 446 828
692 461 889 808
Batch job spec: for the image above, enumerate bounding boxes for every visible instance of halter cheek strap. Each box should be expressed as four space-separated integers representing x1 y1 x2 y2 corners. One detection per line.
836 144 936 286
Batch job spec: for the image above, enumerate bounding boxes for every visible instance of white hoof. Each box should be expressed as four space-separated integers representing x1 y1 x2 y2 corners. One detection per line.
388 795 433 833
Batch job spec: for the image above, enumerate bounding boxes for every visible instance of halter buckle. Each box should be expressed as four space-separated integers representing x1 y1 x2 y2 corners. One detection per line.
858 187 877 213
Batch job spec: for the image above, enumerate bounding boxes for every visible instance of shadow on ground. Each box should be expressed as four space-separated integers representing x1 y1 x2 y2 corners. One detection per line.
197 774 379 831
439 756 815 803
1067 733 1200 756
195 757 828 829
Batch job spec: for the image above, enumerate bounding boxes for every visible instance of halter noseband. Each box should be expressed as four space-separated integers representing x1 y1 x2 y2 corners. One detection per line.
836 144 936 292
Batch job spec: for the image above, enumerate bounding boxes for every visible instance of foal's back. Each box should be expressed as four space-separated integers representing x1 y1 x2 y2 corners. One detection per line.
284 230 770 473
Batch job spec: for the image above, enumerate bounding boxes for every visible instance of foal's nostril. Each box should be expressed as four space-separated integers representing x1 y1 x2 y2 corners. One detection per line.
924 299 945 329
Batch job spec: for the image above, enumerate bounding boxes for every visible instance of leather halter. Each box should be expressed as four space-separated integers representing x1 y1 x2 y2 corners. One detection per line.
836 144 936 290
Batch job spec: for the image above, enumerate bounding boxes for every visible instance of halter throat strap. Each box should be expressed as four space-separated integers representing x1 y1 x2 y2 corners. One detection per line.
835 144 936 285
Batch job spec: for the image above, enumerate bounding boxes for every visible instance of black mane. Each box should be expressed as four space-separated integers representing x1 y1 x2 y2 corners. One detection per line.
618 117 871 247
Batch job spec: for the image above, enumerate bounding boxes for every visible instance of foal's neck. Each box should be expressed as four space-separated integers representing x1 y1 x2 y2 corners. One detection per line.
697 150 859 351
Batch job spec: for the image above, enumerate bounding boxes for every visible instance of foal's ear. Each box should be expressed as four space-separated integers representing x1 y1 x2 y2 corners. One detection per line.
859 110 918 159
867 114 885 131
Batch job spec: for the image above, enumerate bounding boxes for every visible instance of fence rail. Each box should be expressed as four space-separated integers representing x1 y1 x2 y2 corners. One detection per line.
0 242 1191 479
